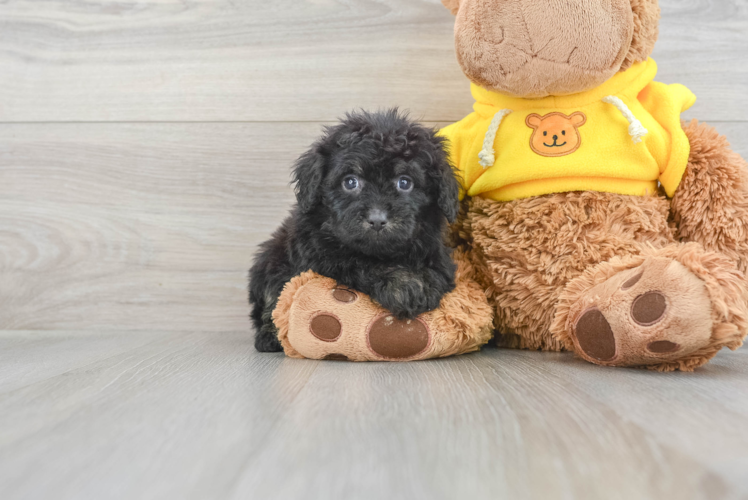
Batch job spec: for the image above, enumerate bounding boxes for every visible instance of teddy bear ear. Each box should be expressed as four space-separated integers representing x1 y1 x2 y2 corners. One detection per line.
621 0 661 70
441 0 461 15
570 112 587 127
525 114 542 129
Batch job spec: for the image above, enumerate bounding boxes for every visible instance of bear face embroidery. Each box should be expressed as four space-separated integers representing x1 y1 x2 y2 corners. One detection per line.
526 112 587 157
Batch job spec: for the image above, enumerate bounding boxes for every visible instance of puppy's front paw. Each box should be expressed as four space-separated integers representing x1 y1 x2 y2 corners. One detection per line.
374 272 443 319
254 325 283 352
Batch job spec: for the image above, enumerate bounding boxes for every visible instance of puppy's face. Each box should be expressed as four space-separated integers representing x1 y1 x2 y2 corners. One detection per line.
322 143 433 256
293 110 459 258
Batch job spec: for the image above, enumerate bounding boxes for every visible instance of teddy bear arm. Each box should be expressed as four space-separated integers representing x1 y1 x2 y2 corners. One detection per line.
670 119 748 274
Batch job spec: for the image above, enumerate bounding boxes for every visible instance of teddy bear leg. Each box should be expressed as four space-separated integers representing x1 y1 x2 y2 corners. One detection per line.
553 243 748 371
671 120 748 273
463 193 677 352
271 249 494 361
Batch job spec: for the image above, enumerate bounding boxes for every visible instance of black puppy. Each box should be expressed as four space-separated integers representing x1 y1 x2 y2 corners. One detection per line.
249 109 460 352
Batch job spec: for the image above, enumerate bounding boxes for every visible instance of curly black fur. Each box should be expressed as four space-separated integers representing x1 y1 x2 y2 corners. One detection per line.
248 109 460 352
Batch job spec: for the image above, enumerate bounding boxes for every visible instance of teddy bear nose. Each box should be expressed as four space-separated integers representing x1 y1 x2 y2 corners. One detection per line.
553 135 559 141
367 209 388 231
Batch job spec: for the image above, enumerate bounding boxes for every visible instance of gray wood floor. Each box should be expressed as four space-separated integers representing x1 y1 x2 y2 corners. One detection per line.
1 1 747 499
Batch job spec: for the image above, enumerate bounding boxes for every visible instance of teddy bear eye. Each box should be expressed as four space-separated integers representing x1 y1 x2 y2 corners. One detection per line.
543 131 547 136
562 130 566 136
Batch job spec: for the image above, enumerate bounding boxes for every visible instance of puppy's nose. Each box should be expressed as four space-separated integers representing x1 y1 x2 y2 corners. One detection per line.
367 209 388 232
553 135 558 141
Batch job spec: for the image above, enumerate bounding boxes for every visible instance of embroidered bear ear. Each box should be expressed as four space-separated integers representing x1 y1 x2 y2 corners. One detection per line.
570 112 587 127
526 114 543 129
441 0 460 15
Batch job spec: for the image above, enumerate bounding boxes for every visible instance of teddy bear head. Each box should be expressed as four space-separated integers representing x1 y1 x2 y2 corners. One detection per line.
441 0 661 98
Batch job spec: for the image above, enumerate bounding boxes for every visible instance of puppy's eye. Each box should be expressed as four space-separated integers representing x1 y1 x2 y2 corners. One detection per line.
397 176 414 193
562 130 566 136
342 175 360 191
543 131 548 136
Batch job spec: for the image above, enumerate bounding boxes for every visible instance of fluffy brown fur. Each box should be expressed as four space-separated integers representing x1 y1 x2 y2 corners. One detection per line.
671 120 748 274
272 269 315 359
462 191 675 352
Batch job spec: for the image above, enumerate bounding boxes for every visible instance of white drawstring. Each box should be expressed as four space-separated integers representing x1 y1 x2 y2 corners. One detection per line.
603 95 648 144
478 109 512 168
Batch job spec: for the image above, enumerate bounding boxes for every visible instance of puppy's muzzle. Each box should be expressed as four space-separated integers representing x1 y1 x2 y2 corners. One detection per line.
367 209 388 232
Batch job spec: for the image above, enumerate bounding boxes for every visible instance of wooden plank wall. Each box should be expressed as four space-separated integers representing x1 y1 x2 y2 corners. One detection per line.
1 0 747 333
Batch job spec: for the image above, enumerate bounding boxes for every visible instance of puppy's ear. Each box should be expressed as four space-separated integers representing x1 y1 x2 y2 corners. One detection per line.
291 147 327 213
437 164 460 224
429 133 460 224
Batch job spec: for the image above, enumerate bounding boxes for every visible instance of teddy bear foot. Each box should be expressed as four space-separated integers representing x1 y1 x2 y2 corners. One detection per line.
282 279 436 361
554 245 748 371
272 251 494 362
569 256 715 368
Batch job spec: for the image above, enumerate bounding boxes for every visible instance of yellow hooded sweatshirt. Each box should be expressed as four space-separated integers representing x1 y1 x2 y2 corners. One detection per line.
440 58 696 202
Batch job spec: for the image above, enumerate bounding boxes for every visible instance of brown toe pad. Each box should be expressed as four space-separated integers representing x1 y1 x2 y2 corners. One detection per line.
323 353 351 361
575 308 616 361
647 341 680 354
631 292 667 326
310 314 342 342
332 288 358 304
367 314 430 360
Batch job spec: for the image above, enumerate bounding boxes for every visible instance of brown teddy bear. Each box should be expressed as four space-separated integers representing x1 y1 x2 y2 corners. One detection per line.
272 0 748 370
440 0 748 371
